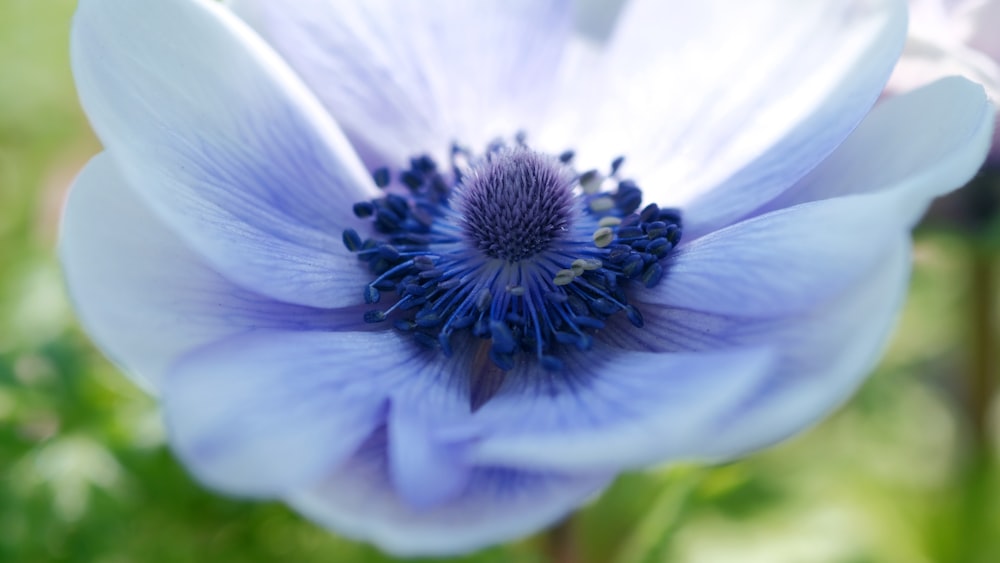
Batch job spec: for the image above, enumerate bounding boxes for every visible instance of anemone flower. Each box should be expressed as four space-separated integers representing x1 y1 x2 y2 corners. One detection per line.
62 0 993 556
887 0 1000 162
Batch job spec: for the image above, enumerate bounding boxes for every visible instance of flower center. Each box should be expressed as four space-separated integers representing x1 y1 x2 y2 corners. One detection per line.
457 148 575 262
342 137 682 410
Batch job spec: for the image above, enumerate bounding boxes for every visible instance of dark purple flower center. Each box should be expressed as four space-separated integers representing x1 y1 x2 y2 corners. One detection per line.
342 137 682 410
456 148 575 262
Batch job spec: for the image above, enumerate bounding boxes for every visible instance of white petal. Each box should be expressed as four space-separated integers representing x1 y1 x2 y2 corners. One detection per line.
72 0 377 308
564 0 907 238
288 430 613 557
59 154 353 392
767 76 994 211
959 0 1000 66
230 0 573 167
634 78 991 319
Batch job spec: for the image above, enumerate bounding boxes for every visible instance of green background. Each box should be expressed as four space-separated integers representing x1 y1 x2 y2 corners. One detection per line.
1 1 998 561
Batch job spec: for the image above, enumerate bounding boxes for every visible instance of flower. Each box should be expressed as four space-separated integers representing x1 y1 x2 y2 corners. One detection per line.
887 0 1000 162
885 0 1000 232
61 0 993 556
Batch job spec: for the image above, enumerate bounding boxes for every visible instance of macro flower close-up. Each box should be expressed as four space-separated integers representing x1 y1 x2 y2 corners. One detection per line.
57 0 993 557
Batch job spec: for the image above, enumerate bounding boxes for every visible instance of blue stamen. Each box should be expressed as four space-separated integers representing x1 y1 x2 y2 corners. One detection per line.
342 229 363 252
372 167 391 188
353 201 375 218
610 155 625 175
342 138 683 410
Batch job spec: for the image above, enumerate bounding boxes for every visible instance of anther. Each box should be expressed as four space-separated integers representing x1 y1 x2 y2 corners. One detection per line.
342 229 363 252
372 167 390 188
610 156 625 175
580 170 602 194
506 285 526 297
589 197 615 213
593 227 614 248
642 263 664 288
554 269 576 286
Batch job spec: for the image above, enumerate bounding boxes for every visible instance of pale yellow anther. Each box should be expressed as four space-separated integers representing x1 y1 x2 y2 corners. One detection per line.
593 227 614 248
506 285 526 296
581 172 604 194
588 197 615 213
572 258 602 271
553 269 577 286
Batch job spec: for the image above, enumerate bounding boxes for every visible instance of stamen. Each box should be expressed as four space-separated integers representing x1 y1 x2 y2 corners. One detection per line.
592 227 614 248
343 138 683 410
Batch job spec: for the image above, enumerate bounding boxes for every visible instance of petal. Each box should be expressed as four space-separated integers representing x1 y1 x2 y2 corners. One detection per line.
634 192 914 319
72 0 377 308
288 429 613 557
636 78 992 319
887 1 1000 104
766 76 994 211
387 399 470 510
462 239 910 472
604 236 913 460
888 35 1000 100
59 154 354 392
463 347 775 471
661 239 913 458
162 330 412 496
230 0 573 167
563 0 907 239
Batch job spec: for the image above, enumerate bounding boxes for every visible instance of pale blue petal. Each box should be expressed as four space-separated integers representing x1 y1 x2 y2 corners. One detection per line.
634 77 992 317
462 347 775 471
633 191 910 318
666 239 909 458
162 330 412 496
763 76 994 213
59 154 357 392
288 429 613 557
387 399 470 510
565 0 906 239
72 0 377 308
230 0 573 167
601 237 912 460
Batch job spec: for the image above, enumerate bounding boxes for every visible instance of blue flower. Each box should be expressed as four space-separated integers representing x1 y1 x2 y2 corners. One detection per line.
61 0 993 556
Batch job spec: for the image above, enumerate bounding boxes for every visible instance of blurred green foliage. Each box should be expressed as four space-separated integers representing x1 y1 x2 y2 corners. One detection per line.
1 1 998 562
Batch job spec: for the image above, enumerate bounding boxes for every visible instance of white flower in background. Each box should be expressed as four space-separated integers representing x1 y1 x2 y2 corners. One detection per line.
888 0 1000 160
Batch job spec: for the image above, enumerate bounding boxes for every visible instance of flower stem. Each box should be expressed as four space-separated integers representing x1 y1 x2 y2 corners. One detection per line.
949 169 999 562
967 244 996 453
544 516 581 563
614 468 703 563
